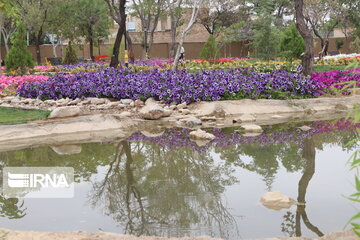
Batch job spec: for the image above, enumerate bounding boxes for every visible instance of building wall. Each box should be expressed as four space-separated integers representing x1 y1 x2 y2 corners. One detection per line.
0 37 354 64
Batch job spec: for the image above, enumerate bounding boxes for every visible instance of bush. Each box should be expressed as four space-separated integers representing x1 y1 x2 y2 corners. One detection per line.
5 22 35 75
200 35 221 60
249 17 280 60
350 37 360 53
64 41 78 64
279 23 305 61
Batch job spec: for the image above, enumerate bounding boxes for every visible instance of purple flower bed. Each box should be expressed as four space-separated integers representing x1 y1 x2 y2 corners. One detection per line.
312 68 360 93
17 68 321 103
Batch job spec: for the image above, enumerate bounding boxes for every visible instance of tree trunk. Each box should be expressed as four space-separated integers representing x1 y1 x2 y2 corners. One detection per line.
294 0 314 76
169 19 177 58
172 0 203 70
110 0 126 68
89 37 94 61
35 29 43 64
125 32 135 63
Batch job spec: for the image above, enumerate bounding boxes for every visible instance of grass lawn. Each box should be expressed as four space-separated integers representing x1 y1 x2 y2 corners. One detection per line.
0 107 50 125
312 65 349 72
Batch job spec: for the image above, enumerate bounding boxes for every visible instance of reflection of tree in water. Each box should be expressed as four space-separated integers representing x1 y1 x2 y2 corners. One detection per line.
90 141 239 238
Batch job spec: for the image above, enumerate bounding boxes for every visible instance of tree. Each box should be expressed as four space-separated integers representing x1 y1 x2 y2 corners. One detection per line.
5 21 34 75
62 0 112 60
249 17 280 60
303 0 347 58
63 41 78 64
199 35 221 59
279 23 305 61
104 0 127 68
166 0 184 57
294 0 314 76
13 0 56 64
172 0 204 70
131 0 165 58
198 0 248 35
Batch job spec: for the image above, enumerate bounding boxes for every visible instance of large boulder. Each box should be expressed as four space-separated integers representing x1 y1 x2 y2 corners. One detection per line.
48 106 82 119
139 105 165 120
260 191 295 210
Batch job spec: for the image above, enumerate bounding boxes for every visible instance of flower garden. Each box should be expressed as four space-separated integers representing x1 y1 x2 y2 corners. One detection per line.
1 55 360 104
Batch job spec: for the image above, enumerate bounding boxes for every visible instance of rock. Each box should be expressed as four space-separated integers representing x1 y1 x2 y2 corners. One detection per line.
121 99 133 105
51 145 82 155
145 98 158 106
180 117 202 127
129 101 135 107
260 191 295 210
163 109 173 117
271 115 284 119
90 98 106 105
48 106 82 119
44 100 56 106
233 114 256 123
80 98 91 105
139 105 165 120
169 105 176 110
189 129 216 140
2 96 14 103
299 125 311 131
140 128 165 137
68 98 81 105
10 98 21 104
177 102 187 110
118 104 126 109
56 98 71 106
179 109 190 115
134 99 145 107
334 103 348 111
200 116 217 121
119 111 132 117
240 124 263 132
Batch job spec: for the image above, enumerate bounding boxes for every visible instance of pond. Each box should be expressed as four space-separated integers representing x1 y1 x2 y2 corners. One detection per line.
0 119 359 239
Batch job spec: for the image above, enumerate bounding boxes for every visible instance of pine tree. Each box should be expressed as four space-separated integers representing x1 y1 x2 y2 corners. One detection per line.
279 23 305 61
200 35 221 60
64 41 78 64
5 22 35 75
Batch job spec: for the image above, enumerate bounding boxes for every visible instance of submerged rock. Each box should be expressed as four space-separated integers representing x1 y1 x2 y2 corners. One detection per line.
260 191 295 210
180 117 202 127
299 125 312 131
189 129 216 140
240 124 263 132
51 145 82 155
48 106 82 119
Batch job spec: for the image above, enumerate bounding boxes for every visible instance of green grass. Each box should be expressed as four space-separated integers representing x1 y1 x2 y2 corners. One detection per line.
0 107 50 125
312 65 348 72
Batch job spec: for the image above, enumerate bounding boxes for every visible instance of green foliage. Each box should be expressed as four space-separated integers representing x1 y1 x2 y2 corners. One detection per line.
64 41 78 64
5 22 35 75
249 17 280 60
336 39 345 52
350 37 360 53
200 35 221 60
279 23 305 61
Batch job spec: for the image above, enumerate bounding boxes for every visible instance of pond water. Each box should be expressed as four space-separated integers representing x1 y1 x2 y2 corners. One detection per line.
0 119 359 239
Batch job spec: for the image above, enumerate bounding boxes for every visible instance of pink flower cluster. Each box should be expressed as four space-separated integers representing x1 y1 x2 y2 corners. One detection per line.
0 75 49 96
311 68 360 93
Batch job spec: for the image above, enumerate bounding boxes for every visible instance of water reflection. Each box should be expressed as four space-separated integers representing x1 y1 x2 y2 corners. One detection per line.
0 119 358 239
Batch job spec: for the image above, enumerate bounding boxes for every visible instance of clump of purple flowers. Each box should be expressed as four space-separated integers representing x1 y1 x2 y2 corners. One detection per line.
17 68 321 103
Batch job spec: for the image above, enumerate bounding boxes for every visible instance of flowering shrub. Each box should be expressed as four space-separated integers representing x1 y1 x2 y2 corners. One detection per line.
312 68 360 94
316 54 360 66
17 68 321 102
0 75 49 96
